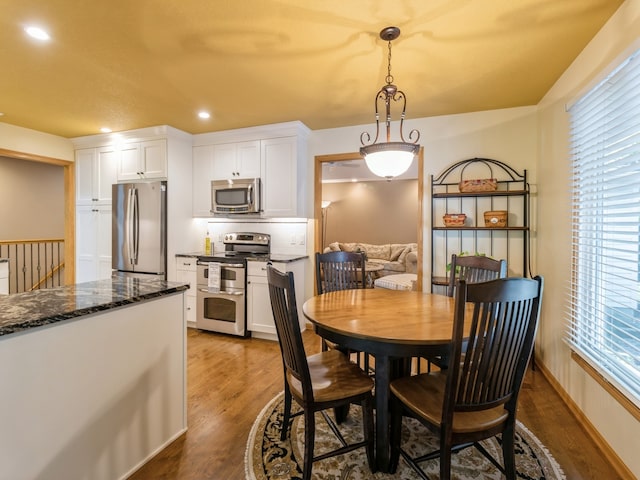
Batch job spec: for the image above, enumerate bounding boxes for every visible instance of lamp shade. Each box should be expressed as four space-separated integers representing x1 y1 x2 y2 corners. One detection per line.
360 142 418 179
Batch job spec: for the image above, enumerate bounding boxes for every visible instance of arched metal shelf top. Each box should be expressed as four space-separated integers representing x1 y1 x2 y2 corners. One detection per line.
432 157 526 185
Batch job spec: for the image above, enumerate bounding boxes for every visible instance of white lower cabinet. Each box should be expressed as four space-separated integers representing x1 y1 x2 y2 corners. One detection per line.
0 262 8 294
175 257 197 326
247 260 305 339
76 205 113 283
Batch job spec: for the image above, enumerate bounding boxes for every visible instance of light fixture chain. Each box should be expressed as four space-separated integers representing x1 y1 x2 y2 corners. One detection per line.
386 39 394 85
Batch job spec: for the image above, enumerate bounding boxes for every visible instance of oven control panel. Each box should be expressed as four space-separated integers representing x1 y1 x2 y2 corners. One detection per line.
224 232 270 246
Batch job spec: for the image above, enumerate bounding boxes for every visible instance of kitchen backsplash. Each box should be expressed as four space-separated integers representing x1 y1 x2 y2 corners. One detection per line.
203 219 309 256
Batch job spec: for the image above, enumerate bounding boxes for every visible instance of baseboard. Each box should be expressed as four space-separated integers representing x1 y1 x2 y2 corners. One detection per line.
534 357 636 480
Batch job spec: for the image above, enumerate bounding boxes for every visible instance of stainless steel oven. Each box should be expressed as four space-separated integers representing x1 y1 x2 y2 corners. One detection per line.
196 261 246 336
195 232 270 337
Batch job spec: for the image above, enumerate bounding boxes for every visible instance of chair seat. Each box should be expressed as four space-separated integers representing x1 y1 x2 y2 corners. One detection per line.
390 372 509 434
288 349 374 403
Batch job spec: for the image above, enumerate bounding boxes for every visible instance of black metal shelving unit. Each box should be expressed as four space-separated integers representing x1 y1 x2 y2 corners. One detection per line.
430 158 530 292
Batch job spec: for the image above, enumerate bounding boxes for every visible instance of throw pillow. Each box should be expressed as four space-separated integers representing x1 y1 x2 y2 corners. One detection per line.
390 244 407 261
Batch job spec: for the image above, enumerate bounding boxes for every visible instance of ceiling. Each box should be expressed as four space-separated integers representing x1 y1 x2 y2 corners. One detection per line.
0 0 624 139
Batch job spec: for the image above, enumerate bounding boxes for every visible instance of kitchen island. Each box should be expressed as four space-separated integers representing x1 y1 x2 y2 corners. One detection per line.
0 277 188 480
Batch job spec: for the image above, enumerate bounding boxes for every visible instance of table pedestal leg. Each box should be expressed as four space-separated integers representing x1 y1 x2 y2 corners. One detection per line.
374 354 391 472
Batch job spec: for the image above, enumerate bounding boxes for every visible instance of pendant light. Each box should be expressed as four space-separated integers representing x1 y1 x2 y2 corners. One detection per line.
360 26 420 180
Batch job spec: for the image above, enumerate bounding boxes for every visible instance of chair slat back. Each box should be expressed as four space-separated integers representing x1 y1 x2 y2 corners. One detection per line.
447 254 508 297
446 276 543 418
267 266 313 399
316 251 366 293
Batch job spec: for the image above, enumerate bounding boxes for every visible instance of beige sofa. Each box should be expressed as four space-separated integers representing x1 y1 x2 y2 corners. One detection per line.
324 242 418 277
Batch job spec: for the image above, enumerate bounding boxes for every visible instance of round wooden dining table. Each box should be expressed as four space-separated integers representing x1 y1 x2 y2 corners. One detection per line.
302 288 460 473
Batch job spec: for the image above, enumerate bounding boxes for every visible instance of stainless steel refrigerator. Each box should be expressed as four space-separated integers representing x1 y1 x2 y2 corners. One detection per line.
112 181 167 279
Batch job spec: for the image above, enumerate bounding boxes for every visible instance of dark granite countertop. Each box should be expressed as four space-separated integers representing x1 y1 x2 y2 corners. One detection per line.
0 277 188 338
0 258 8 263
175 252 307 263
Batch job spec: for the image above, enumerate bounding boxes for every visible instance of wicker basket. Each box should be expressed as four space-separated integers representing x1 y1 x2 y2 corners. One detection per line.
443 213 466 227
458 161 498 192
484 210 508 227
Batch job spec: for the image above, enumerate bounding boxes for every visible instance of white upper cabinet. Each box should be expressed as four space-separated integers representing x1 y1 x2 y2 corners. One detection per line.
261 136 298 217
117 139 167 181
75 147 118 205
192 121 310 218
192 145 215 217
211 140 261 180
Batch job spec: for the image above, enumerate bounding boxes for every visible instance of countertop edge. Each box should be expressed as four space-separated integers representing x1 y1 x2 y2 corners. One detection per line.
0 280 188 338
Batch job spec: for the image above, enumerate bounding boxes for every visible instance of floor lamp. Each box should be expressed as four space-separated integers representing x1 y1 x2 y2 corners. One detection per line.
321 200 331 250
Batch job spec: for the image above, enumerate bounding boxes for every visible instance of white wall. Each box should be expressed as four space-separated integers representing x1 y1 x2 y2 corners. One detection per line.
536 0 640 476
0 123 74 161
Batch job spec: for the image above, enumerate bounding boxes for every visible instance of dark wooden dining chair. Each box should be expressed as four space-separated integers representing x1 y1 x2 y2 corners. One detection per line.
417 254 509 373
447 253 507 297
315 250 366 293
315 251 371 372
389 276 544 480
267 265 376 480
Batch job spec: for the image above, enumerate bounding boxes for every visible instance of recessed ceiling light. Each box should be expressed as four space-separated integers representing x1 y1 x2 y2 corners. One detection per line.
100 127 112 133
198 111 211 119
25 26 50 41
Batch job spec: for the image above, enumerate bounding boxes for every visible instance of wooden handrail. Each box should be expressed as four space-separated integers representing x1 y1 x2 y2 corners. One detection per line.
0 239 65 293
30 262 65 291
0 238 65 245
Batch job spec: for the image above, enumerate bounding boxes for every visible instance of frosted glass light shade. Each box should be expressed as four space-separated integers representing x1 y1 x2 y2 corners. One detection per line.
360 142 418 179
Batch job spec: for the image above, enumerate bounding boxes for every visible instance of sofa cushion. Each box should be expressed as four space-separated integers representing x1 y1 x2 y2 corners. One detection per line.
360 243 391 261
383 261 405 273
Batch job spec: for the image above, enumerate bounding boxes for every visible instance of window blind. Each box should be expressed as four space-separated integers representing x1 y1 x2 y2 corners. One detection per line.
567 49 640 407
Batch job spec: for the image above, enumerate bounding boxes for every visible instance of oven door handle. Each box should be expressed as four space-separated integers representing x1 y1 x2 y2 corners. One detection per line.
198 288 244 296
196 261 245 269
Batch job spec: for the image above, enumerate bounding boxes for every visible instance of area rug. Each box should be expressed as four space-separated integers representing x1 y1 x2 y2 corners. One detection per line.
245 392 566 480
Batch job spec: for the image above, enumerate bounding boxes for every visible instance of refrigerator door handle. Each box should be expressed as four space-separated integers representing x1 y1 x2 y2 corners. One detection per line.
132 188 139 263
126 187 134 264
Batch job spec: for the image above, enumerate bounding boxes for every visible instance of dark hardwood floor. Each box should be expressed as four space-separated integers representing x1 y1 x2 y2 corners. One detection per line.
129 327 620 479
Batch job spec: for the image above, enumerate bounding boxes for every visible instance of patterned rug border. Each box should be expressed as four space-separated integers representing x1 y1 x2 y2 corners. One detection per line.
245 392 566 480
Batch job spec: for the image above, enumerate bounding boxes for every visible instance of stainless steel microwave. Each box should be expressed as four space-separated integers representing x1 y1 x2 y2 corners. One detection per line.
211 178 261 215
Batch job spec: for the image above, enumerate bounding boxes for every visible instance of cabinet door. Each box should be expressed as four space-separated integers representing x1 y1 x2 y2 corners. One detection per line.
76 148 118 205
96 146 118 203
192 145 215 216
211 140 261 181
247 274 276 336
96 206 113 280
175 258 197 324
118 143 142 181
236 140 261 178
211 143 238 180
76 205 112 283
75 149 96 204
261 136 297 217
0 263 8 295
76 206 98 283
139 139 167 179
